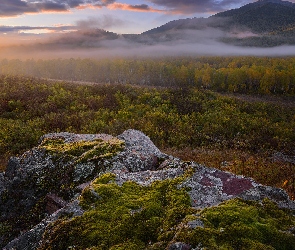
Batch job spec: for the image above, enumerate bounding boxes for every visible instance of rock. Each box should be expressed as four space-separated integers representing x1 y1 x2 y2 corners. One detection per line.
180 163 259 209
1 130 295 249
168 242 192 250
187 219 204 229
3 200 84 250
0 131 124 248
0 173 5 195
239 185 295 210
5 157 20 179
44 193 67 214
112 129 168 172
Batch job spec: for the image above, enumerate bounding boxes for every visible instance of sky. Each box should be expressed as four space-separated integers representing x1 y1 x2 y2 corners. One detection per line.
1 0 295 59
0 0 259 35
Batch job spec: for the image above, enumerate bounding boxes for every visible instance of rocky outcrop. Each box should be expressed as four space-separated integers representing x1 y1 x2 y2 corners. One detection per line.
1 129 295 249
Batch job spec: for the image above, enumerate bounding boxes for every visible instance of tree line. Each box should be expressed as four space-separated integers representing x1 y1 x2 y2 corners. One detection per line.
0 56 295 95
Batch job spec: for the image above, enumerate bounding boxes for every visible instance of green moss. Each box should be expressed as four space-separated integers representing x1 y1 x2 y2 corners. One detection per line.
40 137 124 163
39 173 194 250
176 198 295 250
39 172 295 250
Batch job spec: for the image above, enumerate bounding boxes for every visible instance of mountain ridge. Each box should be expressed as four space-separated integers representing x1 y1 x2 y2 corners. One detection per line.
136 0 295 47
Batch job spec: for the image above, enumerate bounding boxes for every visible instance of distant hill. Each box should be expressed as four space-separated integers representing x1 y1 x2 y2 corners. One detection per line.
214 0 295 33
133 0 295 47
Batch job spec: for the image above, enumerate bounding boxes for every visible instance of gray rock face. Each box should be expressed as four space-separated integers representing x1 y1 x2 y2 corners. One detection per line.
168 242 192 250
1 129 295 249
181 163 259 209
4 200 84 250
113 129 168 172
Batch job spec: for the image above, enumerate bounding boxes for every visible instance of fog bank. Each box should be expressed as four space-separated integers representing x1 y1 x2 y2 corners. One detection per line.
1 27 295 59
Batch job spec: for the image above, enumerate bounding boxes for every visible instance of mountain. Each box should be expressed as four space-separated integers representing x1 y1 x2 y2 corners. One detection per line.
134 0 295 47
1 130 295 249
213 0 295 33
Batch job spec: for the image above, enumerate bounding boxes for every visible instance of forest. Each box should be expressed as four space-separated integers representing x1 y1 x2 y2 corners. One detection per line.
0 57 294 199
0 56 295 95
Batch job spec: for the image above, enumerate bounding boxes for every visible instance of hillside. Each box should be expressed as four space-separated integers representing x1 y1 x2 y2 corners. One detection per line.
214 0 295 33
134 0 295 47
1 130 295 249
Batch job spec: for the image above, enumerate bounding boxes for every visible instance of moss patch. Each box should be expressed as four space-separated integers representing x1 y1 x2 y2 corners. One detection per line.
39 171 295 250
39 173 194 250
176 198 295 250
39 137 124 164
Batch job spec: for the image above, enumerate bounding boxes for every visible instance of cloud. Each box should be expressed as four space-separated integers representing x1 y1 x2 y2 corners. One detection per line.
147 0 252 14
0 0 35 17
0 15 124 35
108 3 164 13
5 0 287 17
0 0 117 17
1 23 295 60
0 25 76 34
0 0 256 17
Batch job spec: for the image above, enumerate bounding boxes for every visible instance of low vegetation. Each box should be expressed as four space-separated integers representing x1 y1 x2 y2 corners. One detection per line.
0 56 294 198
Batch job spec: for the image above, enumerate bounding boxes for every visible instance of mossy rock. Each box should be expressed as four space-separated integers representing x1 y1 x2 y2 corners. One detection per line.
39 173 194 250
39 137 124 164
36 137 125 198
39 173 295 250
176 198 295 250
0 137 125 248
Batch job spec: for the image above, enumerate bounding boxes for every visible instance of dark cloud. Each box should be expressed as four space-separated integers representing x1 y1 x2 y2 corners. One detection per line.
99 0 116 6
0 0 116 17
34 2 68 12
67 0 86 8
148 0 251 13
0 0 35 16
129 4 151 11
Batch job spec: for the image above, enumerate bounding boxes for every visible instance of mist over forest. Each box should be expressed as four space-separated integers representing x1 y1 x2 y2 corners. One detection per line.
1 26 295 60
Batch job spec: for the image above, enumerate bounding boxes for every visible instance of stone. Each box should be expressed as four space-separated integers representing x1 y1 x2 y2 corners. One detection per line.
168 242 192 250
45 193 67 214
1 130 295 249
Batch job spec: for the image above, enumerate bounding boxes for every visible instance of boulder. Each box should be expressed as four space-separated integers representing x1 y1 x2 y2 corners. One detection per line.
1 129 294 249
